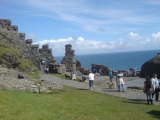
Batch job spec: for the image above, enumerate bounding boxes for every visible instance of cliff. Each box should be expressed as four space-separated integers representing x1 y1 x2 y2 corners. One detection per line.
141 53 160 78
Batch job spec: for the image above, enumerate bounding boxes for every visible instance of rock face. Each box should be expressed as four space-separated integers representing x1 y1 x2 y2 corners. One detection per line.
61 44 81 72
141 53 160 78
0 19 58 70
91 64 111 75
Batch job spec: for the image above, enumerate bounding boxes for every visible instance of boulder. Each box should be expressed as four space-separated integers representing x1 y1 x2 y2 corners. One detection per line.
141 53 160 78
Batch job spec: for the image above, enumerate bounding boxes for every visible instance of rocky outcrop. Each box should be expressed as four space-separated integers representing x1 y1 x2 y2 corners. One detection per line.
141 53 160 78
61 44 81 72
0 65 63 92
1 53 20 68
91 64 111 75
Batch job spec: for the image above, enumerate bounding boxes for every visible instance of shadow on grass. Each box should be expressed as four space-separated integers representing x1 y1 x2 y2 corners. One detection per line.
77 88 89 90
122 99 147 105
147 110 160 119
101 88 118 92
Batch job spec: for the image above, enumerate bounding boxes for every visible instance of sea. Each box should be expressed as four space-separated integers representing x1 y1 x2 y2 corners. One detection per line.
54 49 160 71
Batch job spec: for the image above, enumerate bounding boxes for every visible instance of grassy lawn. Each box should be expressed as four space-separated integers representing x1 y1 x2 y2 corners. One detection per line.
0 86 160 120
52 73 67 79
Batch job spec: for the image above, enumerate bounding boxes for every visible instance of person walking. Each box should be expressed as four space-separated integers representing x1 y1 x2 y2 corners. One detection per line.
116 71 125 92
88 70 95 90
108 70 113 82
154 76 159 101
144 76 154 105
151 73 158 99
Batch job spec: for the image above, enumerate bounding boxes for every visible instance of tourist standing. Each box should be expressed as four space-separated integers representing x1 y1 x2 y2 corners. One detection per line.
155 76 159 101
144 76 153 105
46 66 49 74
89 70 95 90
116 71 125 92
108 70 113 82
151 73 157 99
72 72 76 80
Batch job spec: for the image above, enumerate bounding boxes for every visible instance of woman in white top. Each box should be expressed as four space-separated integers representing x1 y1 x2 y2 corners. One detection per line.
154 75 159 101
151 73 159 101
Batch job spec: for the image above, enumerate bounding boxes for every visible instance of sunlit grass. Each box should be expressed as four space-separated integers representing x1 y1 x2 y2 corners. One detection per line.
52 73 66 79
26 71 40 79
0 86 160 120
0 42 20 57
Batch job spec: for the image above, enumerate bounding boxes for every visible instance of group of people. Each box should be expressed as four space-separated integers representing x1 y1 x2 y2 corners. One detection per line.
89 70 125 91
108 70 125 92
89 70 160 105
144 73 160 105
41 60 49 74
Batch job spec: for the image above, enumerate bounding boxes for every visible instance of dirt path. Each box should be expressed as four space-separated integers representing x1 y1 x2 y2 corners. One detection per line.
39 72 160 105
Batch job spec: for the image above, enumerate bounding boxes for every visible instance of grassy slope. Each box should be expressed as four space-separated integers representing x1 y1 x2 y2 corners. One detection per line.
0 86 160 120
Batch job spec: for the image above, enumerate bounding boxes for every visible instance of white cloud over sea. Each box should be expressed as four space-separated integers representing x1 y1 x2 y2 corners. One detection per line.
35 32 160 56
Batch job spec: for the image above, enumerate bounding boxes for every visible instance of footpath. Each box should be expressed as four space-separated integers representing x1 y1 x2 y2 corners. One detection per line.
39 72 160 105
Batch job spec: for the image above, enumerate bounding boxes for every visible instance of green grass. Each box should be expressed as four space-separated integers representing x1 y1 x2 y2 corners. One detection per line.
18 59 36 71
0 42 37 71
26 71 40 79
52 73 66 79
0 86 160 120
0 42 20 57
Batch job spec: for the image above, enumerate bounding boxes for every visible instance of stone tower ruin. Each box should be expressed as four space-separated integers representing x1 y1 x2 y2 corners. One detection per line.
61 44 81 72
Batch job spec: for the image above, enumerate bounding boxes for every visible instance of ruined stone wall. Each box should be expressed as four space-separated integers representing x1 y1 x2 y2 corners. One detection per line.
61 44 81 72
39 44 57 65
0 19 58 70
91 64 110 75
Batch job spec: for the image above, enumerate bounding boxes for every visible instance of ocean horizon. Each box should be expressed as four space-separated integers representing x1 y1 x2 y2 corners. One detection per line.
55 49 160 71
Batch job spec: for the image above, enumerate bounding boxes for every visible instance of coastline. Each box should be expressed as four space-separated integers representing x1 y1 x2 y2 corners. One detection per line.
55 49 160 71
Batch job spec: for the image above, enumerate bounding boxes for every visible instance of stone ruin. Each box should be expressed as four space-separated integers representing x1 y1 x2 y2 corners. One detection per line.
0 19 58 71
91 64 111 75
141 53 160 78
0 19 84 74
61 44 81 72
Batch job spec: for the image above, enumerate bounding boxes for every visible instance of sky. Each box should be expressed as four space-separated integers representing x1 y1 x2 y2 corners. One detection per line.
1 0 160 56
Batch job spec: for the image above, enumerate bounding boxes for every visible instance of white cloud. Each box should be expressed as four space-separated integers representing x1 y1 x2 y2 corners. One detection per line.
34 32 160 56
152 32 160 39
6 0 160 34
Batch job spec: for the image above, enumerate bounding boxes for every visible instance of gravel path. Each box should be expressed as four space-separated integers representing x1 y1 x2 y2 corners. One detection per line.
39 72 160 105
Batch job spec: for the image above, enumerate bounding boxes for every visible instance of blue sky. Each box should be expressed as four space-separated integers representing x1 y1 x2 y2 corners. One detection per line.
1 0 160 56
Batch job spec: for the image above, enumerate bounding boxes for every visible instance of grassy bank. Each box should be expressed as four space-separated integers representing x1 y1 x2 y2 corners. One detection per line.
0 86 160 120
